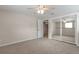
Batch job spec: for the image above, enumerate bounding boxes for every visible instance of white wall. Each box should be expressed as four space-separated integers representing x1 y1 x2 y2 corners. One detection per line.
37 19 43 38
0 11 37 46
48 19 52 39
76 13 79 46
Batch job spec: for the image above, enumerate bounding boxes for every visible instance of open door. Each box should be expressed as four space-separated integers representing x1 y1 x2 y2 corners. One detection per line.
43 20 48 38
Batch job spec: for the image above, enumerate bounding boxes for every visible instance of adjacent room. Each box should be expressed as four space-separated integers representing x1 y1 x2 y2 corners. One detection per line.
0 5 79 54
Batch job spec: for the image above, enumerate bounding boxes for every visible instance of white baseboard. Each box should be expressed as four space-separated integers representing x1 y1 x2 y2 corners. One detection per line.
0 38 36 47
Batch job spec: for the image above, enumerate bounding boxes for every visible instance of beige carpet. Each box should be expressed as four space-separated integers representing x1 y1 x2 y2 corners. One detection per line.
52 35 75 44
0 38 79 54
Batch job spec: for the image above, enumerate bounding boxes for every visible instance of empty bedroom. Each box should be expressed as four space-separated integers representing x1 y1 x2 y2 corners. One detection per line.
0 5 79 54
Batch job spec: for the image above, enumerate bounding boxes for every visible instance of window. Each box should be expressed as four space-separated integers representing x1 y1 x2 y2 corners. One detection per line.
65 22 73 28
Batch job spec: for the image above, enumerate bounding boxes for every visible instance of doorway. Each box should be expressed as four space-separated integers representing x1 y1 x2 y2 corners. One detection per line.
43 20 48 38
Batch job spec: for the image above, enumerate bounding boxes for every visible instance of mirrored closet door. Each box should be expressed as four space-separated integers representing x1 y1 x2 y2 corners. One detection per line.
50 15 76 44
62 15 76 44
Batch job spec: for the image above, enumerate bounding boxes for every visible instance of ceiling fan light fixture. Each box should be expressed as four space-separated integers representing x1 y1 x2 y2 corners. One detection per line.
37 5 48 14
37 10 41 14
40 10 44 14
37 9 44 14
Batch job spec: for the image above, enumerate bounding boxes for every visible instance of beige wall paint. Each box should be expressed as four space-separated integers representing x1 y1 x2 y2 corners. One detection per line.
0 11 37 46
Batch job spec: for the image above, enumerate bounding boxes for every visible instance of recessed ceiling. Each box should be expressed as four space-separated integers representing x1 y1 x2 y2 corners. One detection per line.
0 5 79 18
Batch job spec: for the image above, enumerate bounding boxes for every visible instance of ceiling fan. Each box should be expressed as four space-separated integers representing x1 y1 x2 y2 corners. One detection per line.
27 5 55 14
36 5 48 14
26 5 55 15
